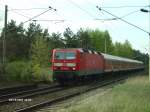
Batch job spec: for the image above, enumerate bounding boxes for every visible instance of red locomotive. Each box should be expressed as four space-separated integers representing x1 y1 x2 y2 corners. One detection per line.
51 48 144 84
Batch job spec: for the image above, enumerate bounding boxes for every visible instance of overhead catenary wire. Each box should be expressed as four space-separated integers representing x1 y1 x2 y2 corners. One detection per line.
2 5 57 33
7 6 65 23
95 7 148 57
32 19 65 21
10 10 65 23
22 6 56 24
101 5 150 8
95 9 141 21
10 10 30 19
85 0 150 21
118 9 140 18
95 4 149 54
32 19 65 23
95 4 149 21
93 0 130 48
83 0 149 8
8 6 34 19
65 0 97 19
8 8 48 11
53 9 67 24
8 6 64 23
100 11 130 42
96 6 150 35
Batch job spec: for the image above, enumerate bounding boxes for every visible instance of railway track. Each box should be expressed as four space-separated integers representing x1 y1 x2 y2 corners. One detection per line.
0 84 37 95
14 76 127 112
0 83 61 105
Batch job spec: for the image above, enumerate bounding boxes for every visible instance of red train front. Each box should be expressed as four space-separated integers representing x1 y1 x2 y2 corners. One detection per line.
52 48 105 84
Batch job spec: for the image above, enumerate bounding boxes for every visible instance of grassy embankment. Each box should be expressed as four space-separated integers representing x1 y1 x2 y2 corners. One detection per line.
58 75 150 112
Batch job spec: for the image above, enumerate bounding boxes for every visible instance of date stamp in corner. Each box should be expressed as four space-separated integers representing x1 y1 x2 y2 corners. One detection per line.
8 98 32 102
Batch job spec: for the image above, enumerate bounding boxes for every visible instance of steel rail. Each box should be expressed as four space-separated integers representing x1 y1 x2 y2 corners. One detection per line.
0 84 60 100
0 84 37 95
0 85 64 105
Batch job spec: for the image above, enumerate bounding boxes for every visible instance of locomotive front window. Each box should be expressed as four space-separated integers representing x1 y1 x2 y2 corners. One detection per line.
55 51 76 60
55 52 65 59
66 52 76 59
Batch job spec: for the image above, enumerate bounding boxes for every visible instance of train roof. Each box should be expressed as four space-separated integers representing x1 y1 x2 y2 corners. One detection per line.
53 48 143 64
53 48 100 54
53 48 82 51
102 53 143 64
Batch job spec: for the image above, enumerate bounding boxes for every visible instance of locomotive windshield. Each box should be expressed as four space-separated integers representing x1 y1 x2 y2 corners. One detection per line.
55 51 76 60
55 52 65 59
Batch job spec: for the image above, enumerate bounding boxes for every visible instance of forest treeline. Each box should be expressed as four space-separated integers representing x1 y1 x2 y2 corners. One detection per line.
0 20 148 81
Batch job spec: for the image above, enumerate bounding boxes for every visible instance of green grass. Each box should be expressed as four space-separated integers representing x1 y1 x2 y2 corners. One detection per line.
57 75 150 112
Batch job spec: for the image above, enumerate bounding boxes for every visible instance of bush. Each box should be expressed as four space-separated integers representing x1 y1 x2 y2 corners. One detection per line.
20 63 33 82
5 61 52 82
0 63 2 75
40 68 52 82
32 64 52 82
5 61 32 81
32 64 41 81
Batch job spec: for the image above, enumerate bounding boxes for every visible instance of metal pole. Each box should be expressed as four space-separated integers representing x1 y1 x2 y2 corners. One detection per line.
148 0 150 81
148 0 150 80
140 7 150 79
105 37 107 53
2 5 7 74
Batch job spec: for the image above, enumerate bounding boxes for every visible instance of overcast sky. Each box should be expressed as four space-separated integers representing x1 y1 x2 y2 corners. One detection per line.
0 0 149 54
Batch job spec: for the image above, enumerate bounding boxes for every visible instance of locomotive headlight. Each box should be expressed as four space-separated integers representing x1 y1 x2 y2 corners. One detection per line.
72 67 76 70
54 63 63 66
66 63 76 67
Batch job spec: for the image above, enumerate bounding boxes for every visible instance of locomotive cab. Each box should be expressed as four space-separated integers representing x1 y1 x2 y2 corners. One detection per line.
52 49 79 83
52 50 78 71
